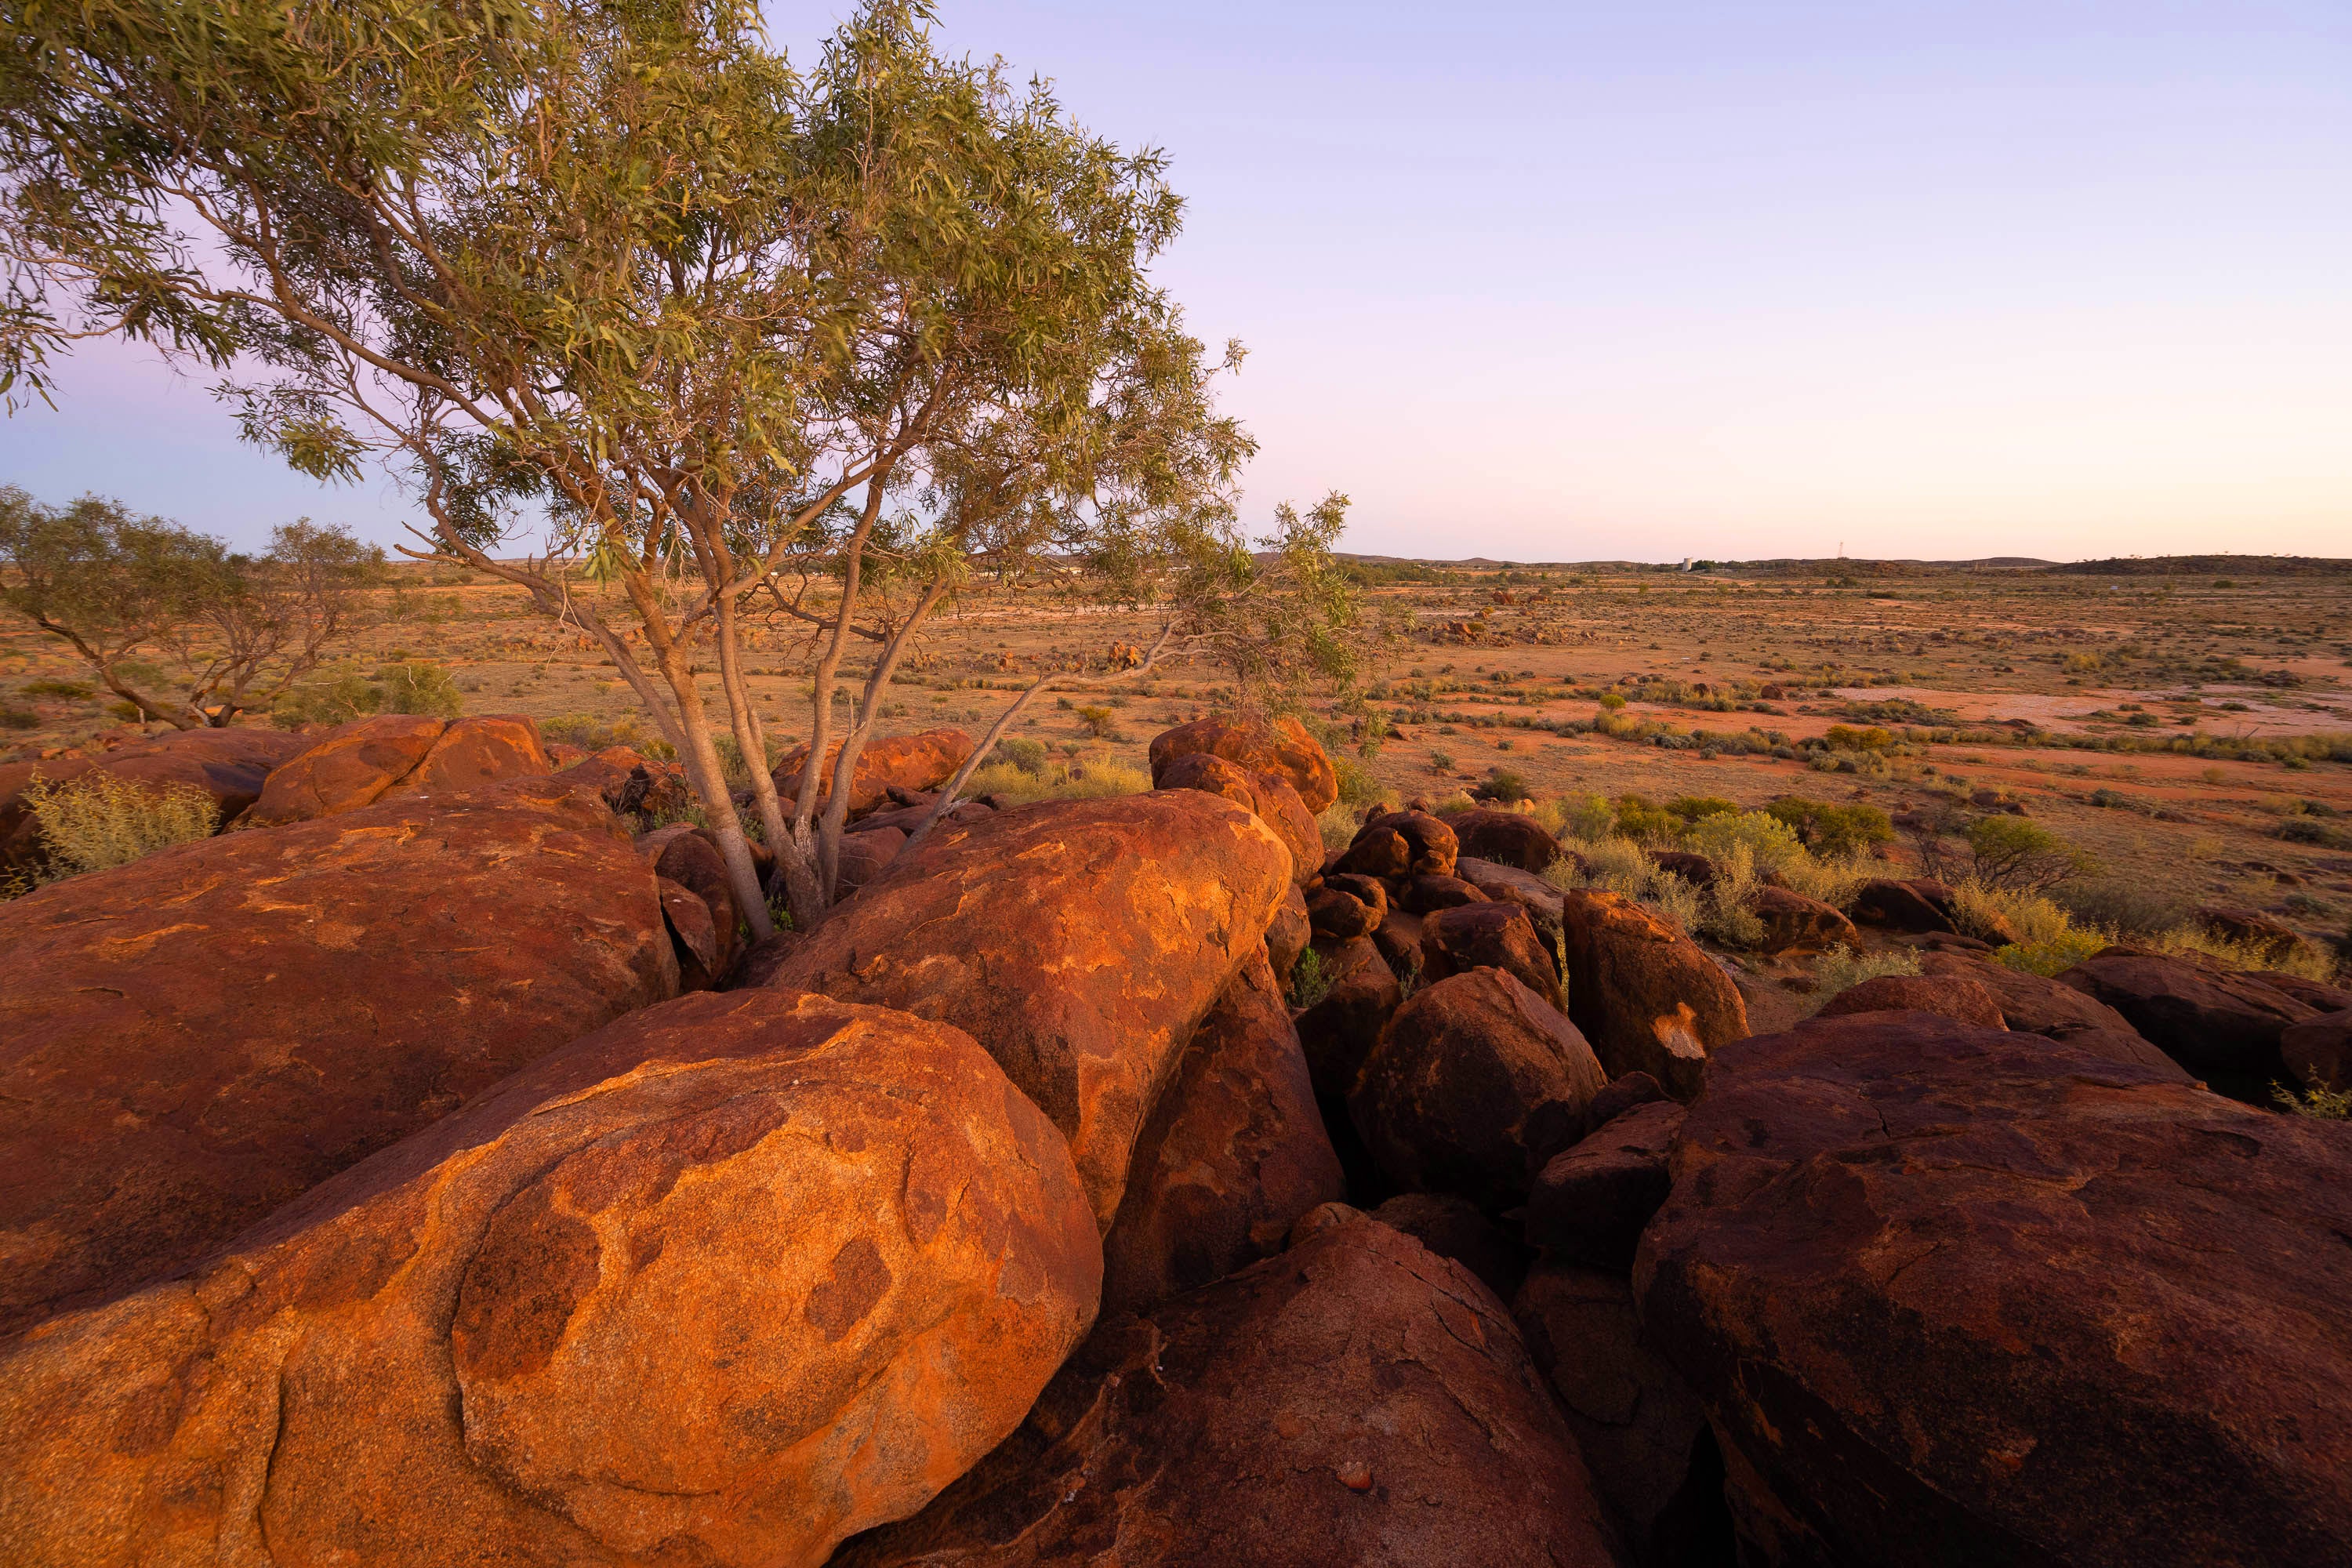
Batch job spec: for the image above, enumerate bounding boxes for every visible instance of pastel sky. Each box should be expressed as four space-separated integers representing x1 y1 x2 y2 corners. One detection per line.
4 0 2346 561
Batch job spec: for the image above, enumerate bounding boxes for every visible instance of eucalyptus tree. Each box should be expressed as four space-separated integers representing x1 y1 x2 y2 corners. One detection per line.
0 488 386 727
0 0 1270 931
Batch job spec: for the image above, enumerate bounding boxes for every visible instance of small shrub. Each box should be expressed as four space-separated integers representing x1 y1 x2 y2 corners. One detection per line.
995 735 1049 775
2056 879 2190 938
960 755 1150 807
1966 816 2096 892
1074 704 1122 740
1332 758 1380 808
1287 946 1333 1010
1427 750 1455 771
1994 927 2111 977
1475 767 1533 805
1822 724 1894 752
1611 793 1683 844
1764 795 1893 856
2152 926 2338 982
1639 871 1704 936
1683 809 1806 877
22 771 220 877
0 702 38 730
1808 944 1921 1011
20 678 94 699
375 661 464 717
2274 1083 2352 1120
1665 795 1737 823
1316 801 1358 851
540 711 664 754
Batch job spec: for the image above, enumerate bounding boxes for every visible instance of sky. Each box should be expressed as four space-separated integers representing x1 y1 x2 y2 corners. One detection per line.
3 0 2346 562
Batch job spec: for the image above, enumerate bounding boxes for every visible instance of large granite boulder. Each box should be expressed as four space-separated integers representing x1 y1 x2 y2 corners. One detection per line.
772 728 973 820
1745 884 1858 954
0 989 1099 1566
0 774 675 1335
1916 950 2184 1076
765 791 1290 1231
1421 899 1563 1007
1149 714 1339 815
2056 946 2319 1098
1335 808 1458 880
1442 806 1564 873
240 713 550 826
1560 889 1749 1099
834 1209 1624 1567
1101 949 1344 1313
1350 968 1606 1211
1515 1263 1719 1567
0 726 310 869
1156 750 1322 885
1847 877 1961 935
1639 1010 2352 1568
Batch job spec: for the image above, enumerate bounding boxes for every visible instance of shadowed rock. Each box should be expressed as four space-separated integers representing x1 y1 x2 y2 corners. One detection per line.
1351 967 1606 1211
1745 884 1858 953
1442 806 1563 873
0 774 676 1335
1421 899 1563 1007
1848 878 1961 935
637 823 742 989
1526 1100 1684 1271
2283 1008 2351 1092
0 989 1099 1567
765 791 1289 1231
1102 950 1344 1313
1560 889 1748 1099
1515 1262 1720 1568
1294 935 1403 1099
2056 945 2318 1098
1639 1010 2352 1568
834 1210 1624 1568
1817 971 2005 1029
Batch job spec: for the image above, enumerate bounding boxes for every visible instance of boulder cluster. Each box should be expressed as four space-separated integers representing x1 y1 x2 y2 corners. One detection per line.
1 712 2347 1566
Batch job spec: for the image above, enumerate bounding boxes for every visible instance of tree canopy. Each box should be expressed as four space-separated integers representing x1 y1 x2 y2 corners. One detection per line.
0 0 1356 930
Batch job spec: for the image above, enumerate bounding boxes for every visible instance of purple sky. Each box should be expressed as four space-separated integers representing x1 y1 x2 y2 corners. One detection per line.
5 1 2347 561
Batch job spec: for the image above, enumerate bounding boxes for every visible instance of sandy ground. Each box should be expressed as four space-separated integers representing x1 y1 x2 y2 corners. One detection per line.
6 560 2349 942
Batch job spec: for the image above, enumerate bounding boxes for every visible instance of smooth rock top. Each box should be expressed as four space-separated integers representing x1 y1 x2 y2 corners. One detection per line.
241 713 551 826
0 773 676 1334
1148 714 1339 814
1440 807 1564 874
772 728 973 819
1639 1010 2352 1568
767 791 1290 1231
0 989 1101 1568
835 1210 1624 1567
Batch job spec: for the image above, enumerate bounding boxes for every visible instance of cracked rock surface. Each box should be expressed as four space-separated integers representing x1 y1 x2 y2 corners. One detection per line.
1638 1009 2352 1568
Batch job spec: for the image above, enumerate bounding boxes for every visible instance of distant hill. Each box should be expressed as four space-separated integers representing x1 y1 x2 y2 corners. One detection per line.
2042 555 2352 577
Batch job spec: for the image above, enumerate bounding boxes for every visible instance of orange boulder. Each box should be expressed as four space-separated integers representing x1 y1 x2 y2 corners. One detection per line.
767 792 1290 1231
0 774 676 1334
240 713 552 826
1560 889 1749 1099
771 728 972 820
1148 713 1339 814
0 989 1100 1567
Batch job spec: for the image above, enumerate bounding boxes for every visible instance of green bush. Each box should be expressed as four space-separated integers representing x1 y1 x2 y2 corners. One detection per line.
1665 795 1737 823
1966 816 2097 892
995 735 1049 775
1610 793 1683 844
1683 809 1805 874
1475 767 1533 804
274 660 464 727
1286 946 1333 1009
1074 704 1122 740
1764 795 1894 856
20 678 93 699
1333 757 1380 808
21 771 219 877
